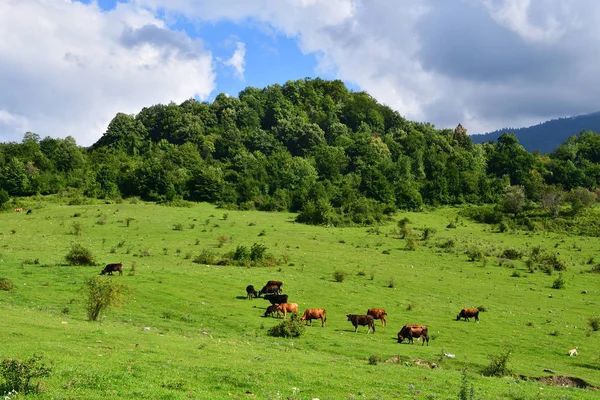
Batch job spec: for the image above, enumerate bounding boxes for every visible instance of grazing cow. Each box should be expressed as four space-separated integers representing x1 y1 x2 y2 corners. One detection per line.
367 308 388 327
300 308 327 327
397 324 429 345
456 308 479 322
275 303 299 319
263 294 288 305
14 208 23 213
264 305 279 317
265 280 283 292
259 284 281 296
246 285 258 299
100 263 123 276
347 314 375 333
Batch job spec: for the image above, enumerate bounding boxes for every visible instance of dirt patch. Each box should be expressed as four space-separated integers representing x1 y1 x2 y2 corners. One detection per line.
527 375 597 390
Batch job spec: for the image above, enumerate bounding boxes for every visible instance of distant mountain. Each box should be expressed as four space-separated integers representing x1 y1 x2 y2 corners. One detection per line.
470 112 600 154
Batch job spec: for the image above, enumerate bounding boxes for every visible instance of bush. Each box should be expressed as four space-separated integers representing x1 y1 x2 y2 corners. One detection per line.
502 248 523 260
458 369 475 400
84 276 125 321
368 355 380 365
193 249 221 265
250 243 267 261
0 354 52 393
333 270 347 282
0 278 15 291
217 234 232 247
466 247 484 262
233 245 250 261
405 238 418 251
552 273 566 289
482 347 513 377
64 243 95 266
421 227 436 241
587 317 600 332
267 313 305 338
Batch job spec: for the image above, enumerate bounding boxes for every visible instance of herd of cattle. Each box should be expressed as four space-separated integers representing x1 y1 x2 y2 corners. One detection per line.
246 281 481 344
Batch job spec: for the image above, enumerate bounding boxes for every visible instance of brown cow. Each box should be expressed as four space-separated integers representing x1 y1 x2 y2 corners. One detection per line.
367 308 388 327
101 263 123 276
347 314 375 333
264 305 278 317
275 303 298 319
14 208 23 213
456 308 479 322
300 308 326 327
397 324 429 345
259 284 281 296
266 280 283 291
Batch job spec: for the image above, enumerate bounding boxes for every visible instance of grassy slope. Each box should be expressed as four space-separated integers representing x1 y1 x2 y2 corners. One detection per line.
0 198 599 399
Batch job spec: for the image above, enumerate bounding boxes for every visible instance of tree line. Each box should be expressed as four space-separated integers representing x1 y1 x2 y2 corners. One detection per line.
1 78 599 226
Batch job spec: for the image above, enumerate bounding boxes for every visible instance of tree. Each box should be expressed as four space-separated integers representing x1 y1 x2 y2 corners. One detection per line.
502 185 526 216
0 157 29 195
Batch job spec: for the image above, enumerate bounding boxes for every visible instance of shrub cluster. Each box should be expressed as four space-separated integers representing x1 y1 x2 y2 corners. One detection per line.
64 243 95 266
0 354 52 393
84 276 126 321
0 278 15 291
482 347 513 377
267 313 305 338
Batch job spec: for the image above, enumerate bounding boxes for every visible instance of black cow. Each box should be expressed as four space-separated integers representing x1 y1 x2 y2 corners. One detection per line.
26 209 32 215
101 263 123 276
246 285 258 299
265 280 283 292
346 314 375 333
263 294 288 305
264 305 278 317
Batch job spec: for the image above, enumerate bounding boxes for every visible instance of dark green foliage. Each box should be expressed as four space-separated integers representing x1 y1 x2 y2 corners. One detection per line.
368 355 381 365
333 270 347 282
466 247 485 262
64 243 95 266
588 317 600 332
0 189 9 209
233 245 250 261
193 249 221 265
552 273 566 289
4 79 600 229
482 347 513 377
501 248 523 260
267 313 305 338
250 243 267 261
0 354 52 393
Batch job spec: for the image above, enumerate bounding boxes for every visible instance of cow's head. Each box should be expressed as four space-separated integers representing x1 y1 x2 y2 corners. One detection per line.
346 314 354 321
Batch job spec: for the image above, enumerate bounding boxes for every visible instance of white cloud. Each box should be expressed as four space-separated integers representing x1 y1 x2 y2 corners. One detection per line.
3 0 600 146
222 41 246 79
0 0 215 146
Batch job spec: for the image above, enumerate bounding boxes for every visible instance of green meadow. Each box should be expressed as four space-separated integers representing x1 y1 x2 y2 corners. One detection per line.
1 197 599 399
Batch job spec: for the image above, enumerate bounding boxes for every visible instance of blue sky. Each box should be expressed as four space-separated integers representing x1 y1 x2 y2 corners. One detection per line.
1 0 600 146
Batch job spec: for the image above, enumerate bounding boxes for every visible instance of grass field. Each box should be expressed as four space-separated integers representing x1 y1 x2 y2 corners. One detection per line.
0 197 599 399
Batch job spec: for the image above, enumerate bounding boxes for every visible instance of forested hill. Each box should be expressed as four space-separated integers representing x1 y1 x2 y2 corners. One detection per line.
471 112 600 154
2 78 600 227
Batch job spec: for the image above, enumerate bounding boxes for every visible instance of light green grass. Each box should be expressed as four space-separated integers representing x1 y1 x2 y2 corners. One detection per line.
0 197 599 399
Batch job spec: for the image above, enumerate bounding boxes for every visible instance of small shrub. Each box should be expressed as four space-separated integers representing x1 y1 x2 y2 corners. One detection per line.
406 303 414 311
0 354 52 393
125 217 135 227
439 239 455 249
476 305 487 312
172 223 183 231
258 229 266 237
502 248 523 260
71 222 83 236
587 317 600 332
267 313 305 338
397 217 411 228
458 368 475 400
333 270 347 282
222 213 229 220
84 276 125 321
482 347 513 377
368 355 380 365
405 238 418 251
193 249 220 265
549 330 561 336
0 278 15 291
589 264 600 274
64 243 95 266
233 245 250 261
552 273 565 289
421 227 436 241
250 243 267 261
217 234 232 247
510 270 521 278
388 277 396 288
128 197 139 204
446 221 456 229
466 247 484 262
357 270 366 276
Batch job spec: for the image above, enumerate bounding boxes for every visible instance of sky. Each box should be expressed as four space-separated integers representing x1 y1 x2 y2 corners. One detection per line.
1 0 600 147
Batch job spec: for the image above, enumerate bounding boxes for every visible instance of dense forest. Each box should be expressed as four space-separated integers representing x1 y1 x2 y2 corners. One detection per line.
471 111 600 154
1 78 600 226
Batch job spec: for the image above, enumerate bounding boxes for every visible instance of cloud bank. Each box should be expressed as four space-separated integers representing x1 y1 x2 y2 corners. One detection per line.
2 0 600 146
